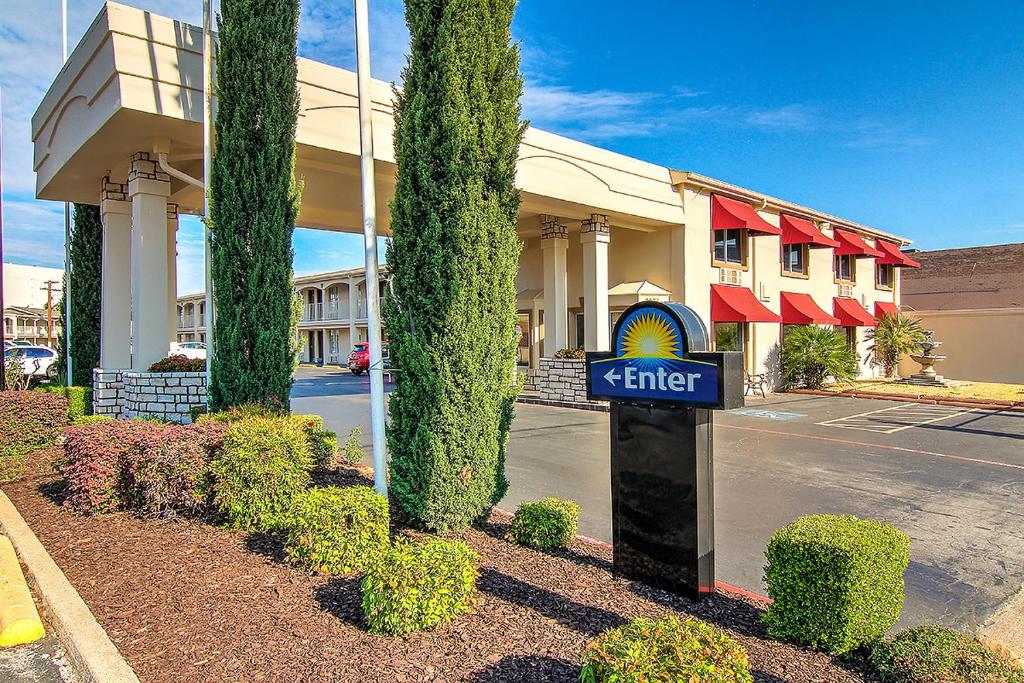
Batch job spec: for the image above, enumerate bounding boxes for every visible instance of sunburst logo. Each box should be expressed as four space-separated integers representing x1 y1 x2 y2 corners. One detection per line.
619 312 682 359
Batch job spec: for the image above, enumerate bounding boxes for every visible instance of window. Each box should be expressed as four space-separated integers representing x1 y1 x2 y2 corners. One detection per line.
836 326 858 353
834 254 855 282
782 244 808 276
713 322 745 353
714 229 746 266
876 263 894 289
574 313 585 350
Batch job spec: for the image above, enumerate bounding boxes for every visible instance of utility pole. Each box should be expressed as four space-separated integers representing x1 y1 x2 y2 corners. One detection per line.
353 0 388 498
42 280 59 346
202 0 215 399
0 88 6 390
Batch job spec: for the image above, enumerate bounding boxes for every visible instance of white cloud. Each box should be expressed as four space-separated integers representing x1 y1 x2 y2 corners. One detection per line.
745 103 822 132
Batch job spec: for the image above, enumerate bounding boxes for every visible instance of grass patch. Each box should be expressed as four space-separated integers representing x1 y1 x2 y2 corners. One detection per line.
825 379 1024 403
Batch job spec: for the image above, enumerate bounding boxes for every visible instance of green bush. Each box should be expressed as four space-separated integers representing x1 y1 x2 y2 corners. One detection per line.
361 537 479 635
72 414 113 426
781 325 860 389
197 402 279 424
293 414 324 432
148 355 206 373
871 625 1023 683
284 486 389 574
763 514 910 655
508 498 580 550
580 615 753 683
308 430 338 470
340 426 364 465
554 347 586 360
209 416 313 531
38 385 92 420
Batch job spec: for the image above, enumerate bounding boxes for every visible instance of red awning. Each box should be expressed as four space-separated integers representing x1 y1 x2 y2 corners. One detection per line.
875 301 901 319
834 297 877 327
780 215 840 248
833 228 884 258
875 240 921 268
711 284 782 323
711 195 782 236
781 292 841 325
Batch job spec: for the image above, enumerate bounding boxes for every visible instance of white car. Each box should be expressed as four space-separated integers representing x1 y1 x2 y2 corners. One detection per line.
172 342 208 360
5 345 59 380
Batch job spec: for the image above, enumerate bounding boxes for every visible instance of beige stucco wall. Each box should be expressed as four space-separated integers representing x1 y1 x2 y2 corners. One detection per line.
897 309 1024 384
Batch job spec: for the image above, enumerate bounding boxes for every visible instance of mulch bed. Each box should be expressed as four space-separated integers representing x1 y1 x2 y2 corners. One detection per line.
3 447 878 682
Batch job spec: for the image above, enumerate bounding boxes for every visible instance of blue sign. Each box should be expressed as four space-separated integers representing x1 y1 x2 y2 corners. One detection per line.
586 302 741 409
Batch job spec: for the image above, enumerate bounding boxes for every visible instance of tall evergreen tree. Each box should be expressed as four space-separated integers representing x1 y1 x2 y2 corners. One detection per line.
385 0 526 532
208 0 301 411
57 203 103 387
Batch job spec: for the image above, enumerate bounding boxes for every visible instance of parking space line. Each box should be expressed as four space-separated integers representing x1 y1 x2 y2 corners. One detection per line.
720 424 1024 472
816 404 976 434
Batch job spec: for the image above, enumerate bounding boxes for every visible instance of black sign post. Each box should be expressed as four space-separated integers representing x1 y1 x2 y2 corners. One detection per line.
587 301 744 600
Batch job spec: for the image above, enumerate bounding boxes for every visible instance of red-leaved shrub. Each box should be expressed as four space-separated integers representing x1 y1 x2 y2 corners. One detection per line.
62 420 228 516
62 420 151 512
147 355 206 373
0 390 68 452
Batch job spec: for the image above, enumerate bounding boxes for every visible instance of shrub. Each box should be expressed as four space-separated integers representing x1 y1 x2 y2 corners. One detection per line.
340 426 364 465
72 414 113 426
361 537 479 635
293 414 324 432
554 347 586 360
122 423 226 517
580 615 753 683
871 625 1024 683
508 498 581 550
284 486 389 574
62 420 150 512
38 385 92 420
210 416 313 531
308 430 338 470
763 514 910 655
148 355 206 373
197 402 278 424
781 325 859 389
0 390 68 454
867 313 926 379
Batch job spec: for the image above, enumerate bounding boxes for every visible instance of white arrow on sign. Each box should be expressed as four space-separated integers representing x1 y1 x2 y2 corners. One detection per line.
603 367 622 386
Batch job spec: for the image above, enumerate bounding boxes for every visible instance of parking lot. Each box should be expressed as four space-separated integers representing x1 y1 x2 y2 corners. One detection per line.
291 366 1024 631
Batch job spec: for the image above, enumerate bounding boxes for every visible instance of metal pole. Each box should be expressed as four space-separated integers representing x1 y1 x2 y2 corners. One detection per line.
354 0 388 497
62 0 73 385
202 0 215 399
0 89 6 390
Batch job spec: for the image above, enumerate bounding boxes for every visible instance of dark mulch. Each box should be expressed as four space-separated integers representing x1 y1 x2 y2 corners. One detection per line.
4 448 878 683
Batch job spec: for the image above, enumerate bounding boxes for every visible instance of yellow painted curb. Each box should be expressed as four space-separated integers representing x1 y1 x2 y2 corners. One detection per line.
0 535 45 647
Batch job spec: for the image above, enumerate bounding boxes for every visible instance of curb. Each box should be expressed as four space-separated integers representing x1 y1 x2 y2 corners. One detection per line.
0 535 45 646
978 586 1024 667
0 490 140 683
516 396 609 412
491 506 772 605
786 388 1021 412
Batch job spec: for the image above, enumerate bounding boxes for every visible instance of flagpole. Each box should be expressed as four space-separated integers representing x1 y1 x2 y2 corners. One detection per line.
353 0 388 498
62 0 73 384
0 89 7 391
202 0 215 399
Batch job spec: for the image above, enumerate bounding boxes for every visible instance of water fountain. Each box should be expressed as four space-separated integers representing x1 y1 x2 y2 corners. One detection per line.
904 330 949 387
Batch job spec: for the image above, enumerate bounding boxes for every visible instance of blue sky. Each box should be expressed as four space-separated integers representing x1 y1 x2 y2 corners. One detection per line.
2 0 1023 295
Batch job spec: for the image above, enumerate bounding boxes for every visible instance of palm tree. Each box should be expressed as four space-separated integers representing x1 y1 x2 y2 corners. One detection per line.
866 313 926 378
781 325 859 389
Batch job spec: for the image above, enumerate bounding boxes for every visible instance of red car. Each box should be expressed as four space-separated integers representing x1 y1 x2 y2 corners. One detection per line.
347 341 390 376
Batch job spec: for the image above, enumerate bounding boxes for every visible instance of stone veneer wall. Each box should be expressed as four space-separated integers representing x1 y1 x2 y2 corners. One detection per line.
537 358 599 405
93 368 208 423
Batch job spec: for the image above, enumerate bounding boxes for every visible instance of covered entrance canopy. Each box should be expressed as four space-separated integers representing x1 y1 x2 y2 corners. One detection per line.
34 2 686 370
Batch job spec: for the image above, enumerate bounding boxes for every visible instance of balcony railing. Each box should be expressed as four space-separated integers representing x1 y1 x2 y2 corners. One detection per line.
179 315 195 329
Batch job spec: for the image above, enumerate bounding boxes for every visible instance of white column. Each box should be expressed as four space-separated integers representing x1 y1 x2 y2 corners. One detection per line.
541 215 569 355
581 214 611 351
99 177 133 368
166 204 179 345
347 276 357 352
127 152 172 370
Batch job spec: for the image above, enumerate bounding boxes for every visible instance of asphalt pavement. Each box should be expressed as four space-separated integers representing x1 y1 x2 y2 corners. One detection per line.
291 365 1024 631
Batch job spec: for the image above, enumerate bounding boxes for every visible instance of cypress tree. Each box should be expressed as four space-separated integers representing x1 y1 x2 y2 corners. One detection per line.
385 0 526 532
57 203 103 387
208 0 301 411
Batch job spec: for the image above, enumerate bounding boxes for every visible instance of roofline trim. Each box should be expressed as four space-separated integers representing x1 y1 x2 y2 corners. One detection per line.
671 170 911 246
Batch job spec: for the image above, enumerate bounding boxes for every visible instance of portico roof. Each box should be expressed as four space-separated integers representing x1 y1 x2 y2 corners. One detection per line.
33 2 684 236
